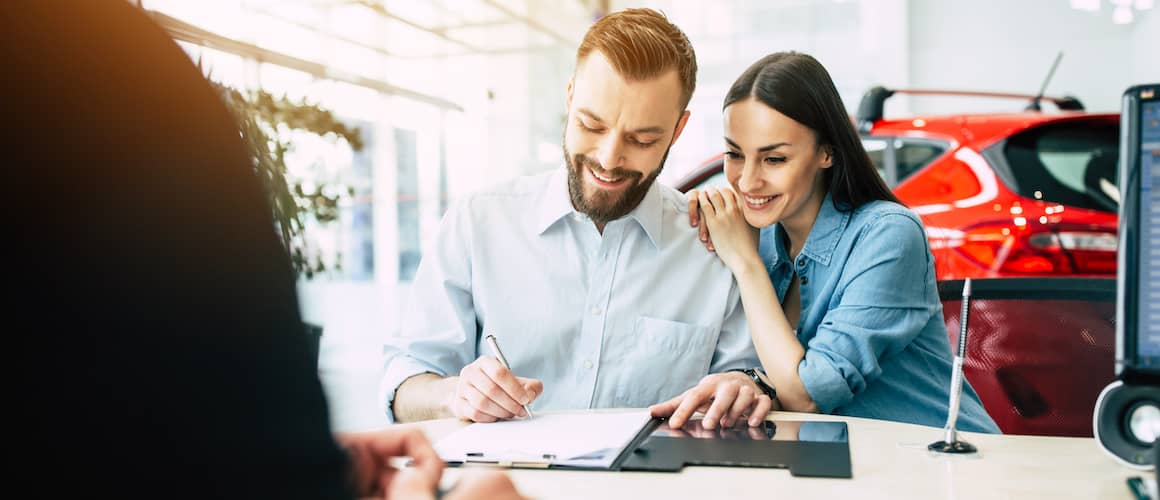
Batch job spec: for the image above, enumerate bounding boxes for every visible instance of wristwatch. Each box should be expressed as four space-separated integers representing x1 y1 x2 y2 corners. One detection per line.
729 368 777 400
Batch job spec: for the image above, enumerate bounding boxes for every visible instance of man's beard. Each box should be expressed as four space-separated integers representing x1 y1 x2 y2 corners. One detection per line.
564 145 670 226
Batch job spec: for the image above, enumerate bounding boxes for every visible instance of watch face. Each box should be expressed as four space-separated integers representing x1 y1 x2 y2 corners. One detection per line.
744 369 775 398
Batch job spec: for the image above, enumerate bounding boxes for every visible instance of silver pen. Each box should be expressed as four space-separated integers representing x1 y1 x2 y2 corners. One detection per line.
484 334 535 419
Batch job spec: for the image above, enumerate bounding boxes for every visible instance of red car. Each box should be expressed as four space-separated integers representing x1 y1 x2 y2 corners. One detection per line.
676 88 1120 280
674 88 1120 437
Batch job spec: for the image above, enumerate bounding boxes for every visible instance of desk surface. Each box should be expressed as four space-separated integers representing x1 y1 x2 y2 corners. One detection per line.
412 410 1141 500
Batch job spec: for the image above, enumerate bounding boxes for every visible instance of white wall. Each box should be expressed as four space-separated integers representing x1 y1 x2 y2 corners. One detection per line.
612 0 911 185
907 0 1151 115
1131 5 1160 86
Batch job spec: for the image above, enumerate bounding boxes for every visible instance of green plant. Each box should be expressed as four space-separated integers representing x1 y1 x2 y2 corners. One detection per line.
214 82 363 278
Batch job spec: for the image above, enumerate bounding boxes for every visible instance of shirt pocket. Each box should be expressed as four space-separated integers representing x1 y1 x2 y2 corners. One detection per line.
618 316 716 406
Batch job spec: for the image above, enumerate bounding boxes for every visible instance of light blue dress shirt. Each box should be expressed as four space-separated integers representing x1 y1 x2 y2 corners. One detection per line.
380 169 758 422
761 194 1000 433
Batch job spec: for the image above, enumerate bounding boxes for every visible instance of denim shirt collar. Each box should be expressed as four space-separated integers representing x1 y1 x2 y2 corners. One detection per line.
534 168 663 249
759 193 851 270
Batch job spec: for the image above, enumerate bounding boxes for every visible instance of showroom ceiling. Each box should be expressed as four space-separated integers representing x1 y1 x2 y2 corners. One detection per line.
228 0 600 59
142 0 605 109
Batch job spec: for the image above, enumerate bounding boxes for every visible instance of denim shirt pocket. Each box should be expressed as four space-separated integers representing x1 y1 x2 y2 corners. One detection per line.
619 316 715 406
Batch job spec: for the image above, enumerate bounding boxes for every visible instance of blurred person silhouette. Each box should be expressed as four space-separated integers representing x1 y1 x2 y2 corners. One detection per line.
4 1 523 498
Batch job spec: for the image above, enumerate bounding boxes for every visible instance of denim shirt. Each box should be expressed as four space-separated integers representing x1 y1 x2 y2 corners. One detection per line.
761 194 999 433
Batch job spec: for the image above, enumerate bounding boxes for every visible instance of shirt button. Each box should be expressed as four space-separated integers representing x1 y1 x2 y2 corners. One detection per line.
584 360 594 369
800 275 808 286
797 258 806 268
591 307 602 316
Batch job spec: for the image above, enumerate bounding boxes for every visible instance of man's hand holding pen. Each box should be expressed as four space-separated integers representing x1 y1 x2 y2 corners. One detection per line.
451 355 543 423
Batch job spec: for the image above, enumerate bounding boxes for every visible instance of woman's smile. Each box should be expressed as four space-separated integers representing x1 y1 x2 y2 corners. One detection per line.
742 192 781 210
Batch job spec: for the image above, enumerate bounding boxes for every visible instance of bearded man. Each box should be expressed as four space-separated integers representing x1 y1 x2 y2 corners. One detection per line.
382 8 758 423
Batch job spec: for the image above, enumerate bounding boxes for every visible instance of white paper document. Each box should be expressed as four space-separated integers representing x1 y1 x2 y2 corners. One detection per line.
434 410 653 468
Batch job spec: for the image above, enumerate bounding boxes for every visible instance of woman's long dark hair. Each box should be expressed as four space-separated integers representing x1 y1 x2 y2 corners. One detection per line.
724 52 900 210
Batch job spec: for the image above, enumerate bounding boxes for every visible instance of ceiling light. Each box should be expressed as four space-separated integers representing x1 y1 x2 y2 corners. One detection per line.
1071 0 1101 11
1113 5 1135 23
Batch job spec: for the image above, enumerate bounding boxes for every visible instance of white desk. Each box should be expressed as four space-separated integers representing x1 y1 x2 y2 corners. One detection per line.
413 410 1141 500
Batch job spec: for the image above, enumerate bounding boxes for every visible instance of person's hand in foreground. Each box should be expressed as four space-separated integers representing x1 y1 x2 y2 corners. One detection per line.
339 428 527 499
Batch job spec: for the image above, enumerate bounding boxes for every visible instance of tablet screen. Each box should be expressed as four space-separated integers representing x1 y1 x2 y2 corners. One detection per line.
651 419 848 443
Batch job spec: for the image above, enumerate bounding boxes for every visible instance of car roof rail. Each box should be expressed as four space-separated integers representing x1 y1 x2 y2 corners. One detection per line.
854 86 1086 133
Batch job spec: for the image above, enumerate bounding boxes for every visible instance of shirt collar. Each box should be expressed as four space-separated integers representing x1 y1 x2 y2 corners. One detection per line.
759 193 850 268
533 167 664 249
534 169 574 235
624 179 663 249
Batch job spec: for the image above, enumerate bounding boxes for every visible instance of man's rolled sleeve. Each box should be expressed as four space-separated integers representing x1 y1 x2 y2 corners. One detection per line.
378 353 447 423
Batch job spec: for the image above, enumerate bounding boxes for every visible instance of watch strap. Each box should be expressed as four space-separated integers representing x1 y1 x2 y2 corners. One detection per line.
728 368 777 399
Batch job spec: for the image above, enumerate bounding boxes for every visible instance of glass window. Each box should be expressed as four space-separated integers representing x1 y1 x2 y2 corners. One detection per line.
862 138 889 182
894 139 947 181
344 119 375 281
1000 120 1119 212
396 128 421 281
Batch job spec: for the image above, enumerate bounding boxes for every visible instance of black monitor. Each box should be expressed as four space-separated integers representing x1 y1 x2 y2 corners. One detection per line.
1096 84 1160 468
1119 83 1160 381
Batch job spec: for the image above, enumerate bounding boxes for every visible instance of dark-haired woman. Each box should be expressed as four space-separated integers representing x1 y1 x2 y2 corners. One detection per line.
650 52 999 433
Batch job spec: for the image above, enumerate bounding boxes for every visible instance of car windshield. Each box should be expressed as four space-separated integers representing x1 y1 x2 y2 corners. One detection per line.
999 119 1119 213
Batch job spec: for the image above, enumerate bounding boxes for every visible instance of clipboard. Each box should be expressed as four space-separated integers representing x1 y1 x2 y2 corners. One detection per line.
434 411 852 477
435 411 661 470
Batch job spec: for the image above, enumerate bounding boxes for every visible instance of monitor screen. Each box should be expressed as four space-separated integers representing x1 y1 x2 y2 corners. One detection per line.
1136 94 1160 365
1120 84 1160 375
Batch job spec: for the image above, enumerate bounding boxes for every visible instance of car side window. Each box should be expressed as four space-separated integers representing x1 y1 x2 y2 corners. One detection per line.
894 139 947 182
691 171 731 191
862 138 890 182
